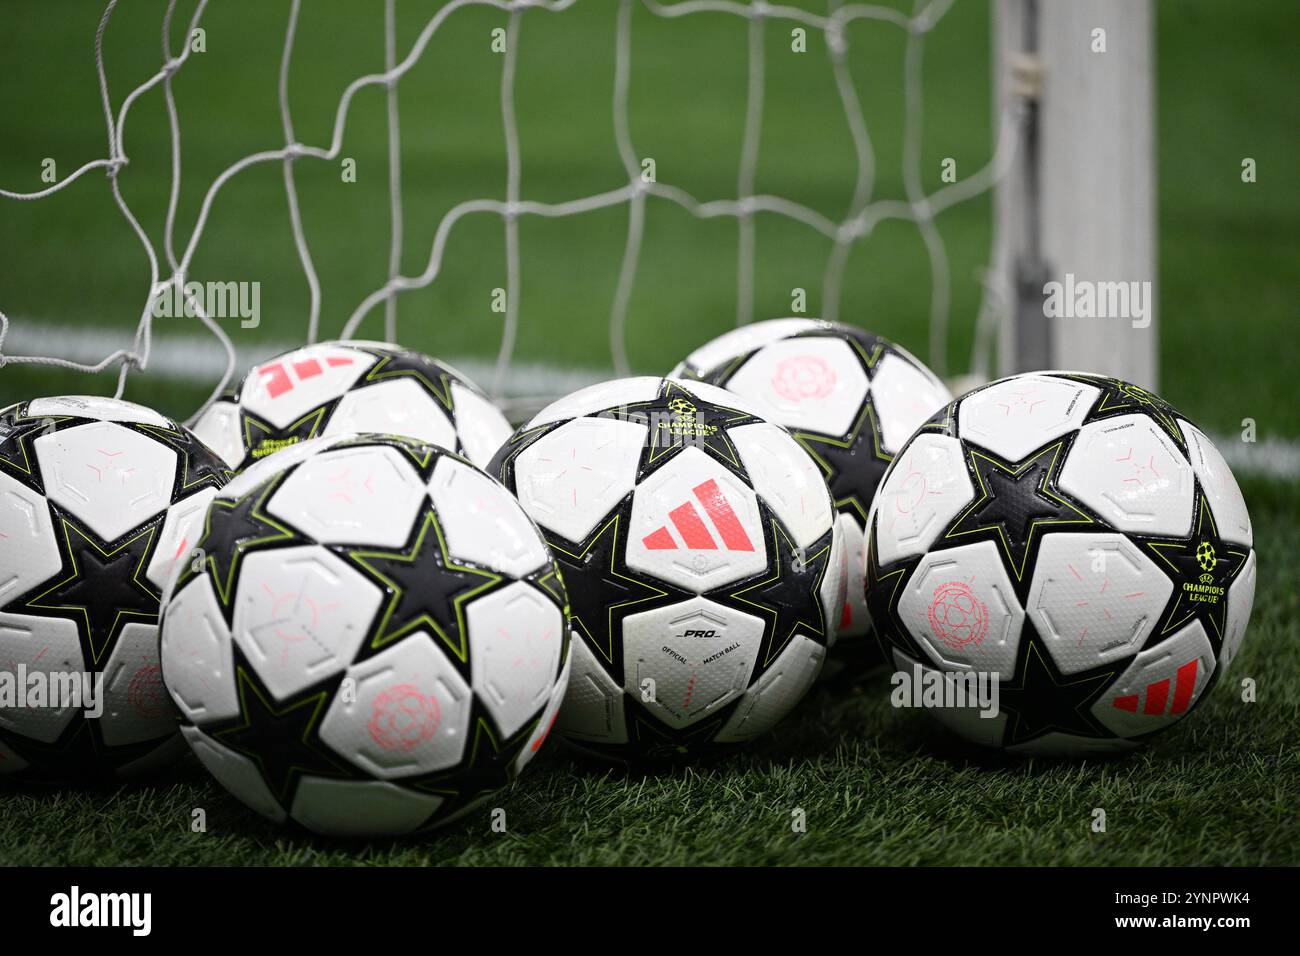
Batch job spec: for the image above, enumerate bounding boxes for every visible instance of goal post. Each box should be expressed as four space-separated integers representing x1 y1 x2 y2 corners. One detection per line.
993 0 1158 390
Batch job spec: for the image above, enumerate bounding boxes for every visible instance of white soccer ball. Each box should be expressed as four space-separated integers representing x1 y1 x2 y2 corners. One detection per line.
157 433 570 835
489 377 848 760
674 318 952 645
192 340 512 472
865 372 1257 755
0 395 229 782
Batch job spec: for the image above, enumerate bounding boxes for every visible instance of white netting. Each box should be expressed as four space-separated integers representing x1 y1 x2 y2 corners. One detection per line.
0 0 1019 420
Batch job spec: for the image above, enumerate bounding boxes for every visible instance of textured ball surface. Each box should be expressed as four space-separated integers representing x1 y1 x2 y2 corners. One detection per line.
490 377 847 760
158 433 569 835
0 395 229 782
864 372 1256 755
192 340 512 472
675 318 951 642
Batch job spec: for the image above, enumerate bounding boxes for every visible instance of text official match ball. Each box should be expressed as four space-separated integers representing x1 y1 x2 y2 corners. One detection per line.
157 433 570 836
864 372 1257 755
191 340 513 472
489 377 848 760
673 318 952 645
0 396 229 782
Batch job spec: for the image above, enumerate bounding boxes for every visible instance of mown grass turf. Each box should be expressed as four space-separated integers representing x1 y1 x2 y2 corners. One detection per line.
0 0 1295 867
1 474 1294 867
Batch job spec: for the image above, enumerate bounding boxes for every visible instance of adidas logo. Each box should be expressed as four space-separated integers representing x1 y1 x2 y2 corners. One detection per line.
642 479 755 552
1112 659 1199 716
260 355 355 399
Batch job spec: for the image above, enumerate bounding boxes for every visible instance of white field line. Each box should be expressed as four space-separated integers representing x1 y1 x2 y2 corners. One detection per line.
0 321 607 411
2 322 1298 480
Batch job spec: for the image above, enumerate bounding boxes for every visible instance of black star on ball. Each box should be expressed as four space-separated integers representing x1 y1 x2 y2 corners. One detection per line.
346 508 504 670
944 441 1095 586
0 409 62 493
355 347 456 414
212 664 356 806
547 499 689 671
863 519 924 662
995 626 1119 747
240 404 334 463
408 710 538 820
619 709 732 760
186 471 302 612
22 513 161 666
618 380 761 475
0 717 167 784
793 400 891 526
1135 491 1248 653
1055 372 1188 452
716 516 833 667
136 422 232 495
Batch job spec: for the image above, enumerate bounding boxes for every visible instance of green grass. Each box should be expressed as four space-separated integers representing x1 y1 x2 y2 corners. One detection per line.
1 474 1294 867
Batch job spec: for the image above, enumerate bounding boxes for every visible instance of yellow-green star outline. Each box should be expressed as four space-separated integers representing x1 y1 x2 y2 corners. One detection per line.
212 665 351 803
408 711 539 803
1057 372 1188 451
0 408 72 482
998 635 1119 745
548 511 673 666
136 422 234 493
725 517 831 667
329 432 442 474
1141 496 1249 641
23 518 160 666
863 519 916 656
360 352 455 413
942 440 1095 581
241 405 330 462
792 397 891 524
346 507 503 663
196 474 299 606
636 381 756 471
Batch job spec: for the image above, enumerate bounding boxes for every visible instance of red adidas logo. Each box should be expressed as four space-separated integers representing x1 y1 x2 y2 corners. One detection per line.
261 356 356 399
642 479 755 552
1113 659 1199 716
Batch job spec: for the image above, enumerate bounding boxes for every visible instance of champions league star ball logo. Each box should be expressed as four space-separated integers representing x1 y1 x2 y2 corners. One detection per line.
1196 539 1217 574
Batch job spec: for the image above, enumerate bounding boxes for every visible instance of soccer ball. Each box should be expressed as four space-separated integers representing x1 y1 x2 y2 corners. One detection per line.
191 340 513 472
0 395 229 782
157 432 569 836
489 377 847 760
864 372 1256 755
674 318 952 643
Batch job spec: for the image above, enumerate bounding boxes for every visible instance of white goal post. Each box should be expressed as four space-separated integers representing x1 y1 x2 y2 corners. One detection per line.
993 0 1158 390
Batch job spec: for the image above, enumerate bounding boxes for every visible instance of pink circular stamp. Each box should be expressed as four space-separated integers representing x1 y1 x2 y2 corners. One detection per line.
128 663 169 719
368 683 441 752
770 355 837 401
927 581 990 650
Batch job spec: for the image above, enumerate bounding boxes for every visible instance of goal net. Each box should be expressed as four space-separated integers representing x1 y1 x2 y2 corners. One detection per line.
0 0 1152 423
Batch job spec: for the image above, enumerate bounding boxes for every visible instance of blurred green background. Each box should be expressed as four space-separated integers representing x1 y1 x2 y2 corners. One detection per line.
1 0 1295 440
0 0 1296 869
